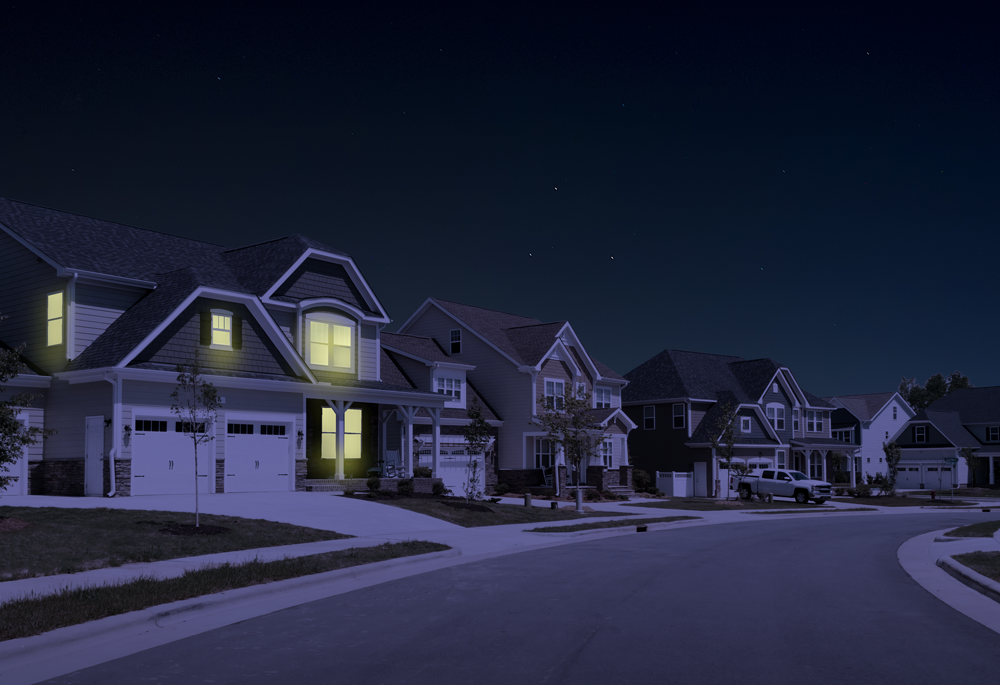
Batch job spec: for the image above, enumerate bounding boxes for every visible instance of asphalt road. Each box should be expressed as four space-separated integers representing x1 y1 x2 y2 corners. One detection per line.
42 511 1000 685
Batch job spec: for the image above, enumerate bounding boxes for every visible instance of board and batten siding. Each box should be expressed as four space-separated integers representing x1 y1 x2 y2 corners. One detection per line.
400 305 531 470
0 230 67 372
43 380 113 461
75 282 146 358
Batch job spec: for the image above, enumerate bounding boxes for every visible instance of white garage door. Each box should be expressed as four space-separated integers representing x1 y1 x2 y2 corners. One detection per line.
896 466 922 489
224 421 291 493
0 448 26 496
131 418 212 496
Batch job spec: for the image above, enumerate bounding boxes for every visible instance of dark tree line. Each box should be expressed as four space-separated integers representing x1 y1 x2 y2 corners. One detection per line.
898 371 972 411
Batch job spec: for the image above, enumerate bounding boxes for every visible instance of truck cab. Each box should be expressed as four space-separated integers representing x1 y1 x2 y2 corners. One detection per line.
738 469 831 504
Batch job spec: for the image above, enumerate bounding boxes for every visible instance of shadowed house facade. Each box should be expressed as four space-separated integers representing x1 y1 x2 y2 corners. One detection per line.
823 392 915 485
395 298 636 494
622 349 846 497
0 198 446 497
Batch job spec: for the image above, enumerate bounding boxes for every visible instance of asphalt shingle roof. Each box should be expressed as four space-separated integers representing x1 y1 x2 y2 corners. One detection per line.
379 349 415 389
926 387 1000 424
222 235 346 296
824 392 897 421
381 332 453 364
912 409 980 448
505 322 566 366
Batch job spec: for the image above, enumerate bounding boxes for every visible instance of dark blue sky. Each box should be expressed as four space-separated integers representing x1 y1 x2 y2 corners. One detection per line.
2 3 997 396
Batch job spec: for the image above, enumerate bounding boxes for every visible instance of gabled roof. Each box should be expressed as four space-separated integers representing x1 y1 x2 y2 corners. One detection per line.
688 392 779 445
380 332 453 364
730 358 781 401
824 392 899 421
222 235 348 296
911 409 980 449
926 387 1000 424
379 348 415 389
505 322 567 366
802 391 834 409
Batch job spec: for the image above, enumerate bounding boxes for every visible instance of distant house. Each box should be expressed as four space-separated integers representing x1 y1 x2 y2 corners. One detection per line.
0 198 445 496
824 392 915 484
894 387 1000 489
623 349 849 497
396 298 636 493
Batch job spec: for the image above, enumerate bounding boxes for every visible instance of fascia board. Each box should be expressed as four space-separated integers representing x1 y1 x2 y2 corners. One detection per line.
395 298 434 334
780 368 809 405
285 297 390 325
115 286 317 382
598 408 638 430
261 249 389 320
306 386 447 406
555 323 601 380
403 300 523 368
757 368 803 406
0 222 63 272
537 339 583 377
59 366 312 392
381 345 475 370
430 361 476 371
61 269 156 289
411 417 504 427
621 397 711 406
3 375 52 388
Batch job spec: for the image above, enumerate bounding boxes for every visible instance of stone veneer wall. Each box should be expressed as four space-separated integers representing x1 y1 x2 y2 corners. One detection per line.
216 460 225 493
104 458 132 496
619 465 633 489
30 459 85 496
295 460 307 491
498 469 545 488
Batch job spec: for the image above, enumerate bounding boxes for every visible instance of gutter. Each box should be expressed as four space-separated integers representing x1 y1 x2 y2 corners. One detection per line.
103 371 122 497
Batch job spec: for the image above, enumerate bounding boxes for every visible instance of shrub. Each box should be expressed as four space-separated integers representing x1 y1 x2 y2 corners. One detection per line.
584 489 602 502
342 489 355 497
633 469 651 492
833 487 845 496
432 481 446 496
846 488 857 497
856 482 872 497
413 466 432 478
494 483 510 496
397 478 414 495
366 476 381 492
539 488 555 498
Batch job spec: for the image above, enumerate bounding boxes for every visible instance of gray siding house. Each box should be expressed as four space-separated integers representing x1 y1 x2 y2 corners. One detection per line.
0 198 446 496
824 392 915 484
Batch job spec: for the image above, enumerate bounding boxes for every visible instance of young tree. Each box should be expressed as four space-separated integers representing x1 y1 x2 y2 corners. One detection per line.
1 334 52 493
534 386 603 492
462 398 492 503
707 403 740 500
170 353 221 527
882 441 901 496
961 447 980 488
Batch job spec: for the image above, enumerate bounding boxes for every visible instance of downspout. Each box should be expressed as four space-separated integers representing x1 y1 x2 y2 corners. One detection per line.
103 371 122 497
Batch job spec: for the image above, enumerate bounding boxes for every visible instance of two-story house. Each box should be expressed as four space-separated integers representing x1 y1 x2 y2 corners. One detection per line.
395 298 636 493
894 387 1000 489
623 349 847 497
823 392 915 484
0 198 445 497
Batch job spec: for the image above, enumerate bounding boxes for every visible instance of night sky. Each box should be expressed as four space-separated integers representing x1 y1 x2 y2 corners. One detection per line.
2 3 997 396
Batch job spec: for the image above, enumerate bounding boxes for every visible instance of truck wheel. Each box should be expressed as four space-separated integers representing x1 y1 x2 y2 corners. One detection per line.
814 498 829 505
739 485 751 500
794 490 809 504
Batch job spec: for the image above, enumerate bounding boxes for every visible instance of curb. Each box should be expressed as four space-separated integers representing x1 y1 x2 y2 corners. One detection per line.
523 518 701 537
936 555 1000 605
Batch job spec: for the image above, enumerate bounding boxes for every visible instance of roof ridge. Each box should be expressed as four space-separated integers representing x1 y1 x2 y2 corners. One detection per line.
504 321 566 331
221 234 304 254
431 297 541 322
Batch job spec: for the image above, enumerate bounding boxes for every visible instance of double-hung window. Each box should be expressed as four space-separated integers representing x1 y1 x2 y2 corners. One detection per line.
672 403 685 429
766 404 785 430
740 416 752 433
450 329 461 354
914 425 927 443
544 380 565 410
211 309 233 349
535 439 554 468
436 377 462 400
988 426 999 442
792 409 799 432
307 314 354 371
600 440 613 468
46 291 63 346
321 407 363 459
594 387 611 409
643 406 655 430
806 410 823 433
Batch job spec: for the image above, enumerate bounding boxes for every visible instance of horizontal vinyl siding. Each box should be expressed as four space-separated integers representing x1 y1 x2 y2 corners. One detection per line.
43 380 112 460
0 230 67 372
690 402 712 434
124 380 303 414
358 324 378 381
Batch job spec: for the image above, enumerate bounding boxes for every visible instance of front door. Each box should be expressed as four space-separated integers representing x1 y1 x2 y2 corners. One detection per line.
694 462 707 497
85 416 105 496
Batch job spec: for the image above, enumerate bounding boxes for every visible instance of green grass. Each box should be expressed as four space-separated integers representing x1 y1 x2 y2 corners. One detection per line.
944 520 1000 538
952 551 1000 583
0 507 350 580
626 498 821 512
831 497 975 508
744 507 880 515
526 515 699 533
0 541 448 642
370 497 635 527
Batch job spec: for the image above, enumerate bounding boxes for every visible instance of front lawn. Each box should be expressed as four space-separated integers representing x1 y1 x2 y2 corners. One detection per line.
526 516 698 533
944 520 1000 538
368 497 635 527
0 541 448 641
626 498 822 512
0 507 350 580
952 551 1000 583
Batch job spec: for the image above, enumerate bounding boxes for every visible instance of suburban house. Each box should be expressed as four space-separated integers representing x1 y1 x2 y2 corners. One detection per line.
823 392 915 484
395 298 636 493
0 198 449 497
622 349 850 497
893 387 1000 489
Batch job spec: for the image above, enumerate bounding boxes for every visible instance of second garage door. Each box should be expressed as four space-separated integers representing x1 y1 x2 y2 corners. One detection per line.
225 421 292 492
132 418 212 496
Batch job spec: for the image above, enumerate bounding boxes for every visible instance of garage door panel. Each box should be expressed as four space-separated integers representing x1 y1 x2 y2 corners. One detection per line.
131 420 212 496
225 422 291 493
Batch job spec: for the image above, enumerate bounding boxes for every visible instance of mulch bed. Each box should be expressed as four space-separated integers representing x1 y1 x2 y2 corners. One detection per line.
441 502 494 513
158 524 231 536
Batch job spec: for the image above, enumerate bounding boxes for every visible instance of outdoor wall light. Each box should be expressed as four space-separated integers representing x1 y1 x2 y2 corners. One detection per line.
104 418 112 428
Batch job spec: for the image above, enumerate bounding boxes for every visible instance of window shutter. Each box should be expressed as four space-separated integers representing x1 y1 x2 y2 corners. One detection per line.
911 426 916 442
232 314 243 349
200 311 211 346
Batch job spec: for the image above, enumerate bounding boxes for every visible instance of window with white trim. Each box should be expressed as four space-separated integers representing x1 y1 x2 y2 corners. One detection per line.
772 382 779 394
988 426 999 442
600 440 613 468
892 406 898 420
594 386 611 409
450 329 461 354
436 377 462 400
306 313 355 371
544 380 565 410
643 406 655 430
46 291 63 346
766 404 785 430
673 403 685 429
793 409 799 431
832 429 852 443
914 425 927 443
806 410 823 432
740 416 752 433
809 453 823 479
777 450 786 468
211 309 233 349
535 438 555 468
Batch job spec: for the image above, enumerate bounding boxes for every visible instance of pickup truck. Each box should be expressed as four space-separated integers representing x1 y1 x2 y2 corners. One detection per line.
735 469 832 504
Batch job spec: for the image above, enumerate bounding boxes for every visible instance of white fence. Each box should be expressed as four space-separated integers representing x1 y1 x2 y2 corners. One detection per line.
656 471 694 498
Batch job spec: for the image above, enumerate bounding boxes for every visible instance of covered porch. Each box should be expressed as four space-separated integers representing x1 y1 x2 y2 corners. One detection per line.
790 438 860 485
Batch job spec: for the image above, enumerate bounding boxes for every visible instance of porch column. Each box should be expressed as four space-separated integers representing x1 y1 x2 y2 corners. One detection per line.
990 456 995 486
327 400 352 480
820 450 828 481
429 407 441 477
396 405 418 477
379 409 389 469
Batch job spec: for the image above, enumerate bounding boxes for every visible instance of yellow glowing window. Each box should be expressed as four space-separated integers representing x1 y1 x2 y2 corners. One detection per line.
320 407 363 459
211 312 232 347
308 319 353 369
47 292 63 346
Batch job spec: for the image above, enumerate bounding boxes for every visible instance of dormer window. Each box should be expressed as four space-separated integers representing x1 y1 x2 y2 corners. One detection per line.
594 387 611 409
989 427 999 442
450 329 461 354
544 380 565 410
211 310 233 350
437 377 462 400
306 313 355 371
740 416 752 433
766 404 785 430
46 291 63 346
914 425 927 443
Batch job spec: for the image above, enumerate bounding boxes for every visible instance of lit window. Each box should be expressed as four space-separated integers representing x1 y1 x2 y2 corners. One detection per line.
915 425 927 443
321 407 363 459
544 380 565 410
211 310 232 349
643 406 655 430
741 416 752 433
46 292 63 346
450 329 461 354
535 439 554 468
673 403 685 429
767 404 785 430
307 315 354 370
594 387 611 409
437 377 462 400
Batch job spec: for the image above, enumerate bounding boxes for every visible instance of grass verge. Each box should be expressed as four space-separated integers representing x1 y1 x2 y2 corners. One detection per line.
0 541 448 642
526 516 699 533
830 497 974 508
369 497 635 527
626 499 822 512
744 507 881 515
944 520 1000 538
952 551 1000 583
0 507 350 580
